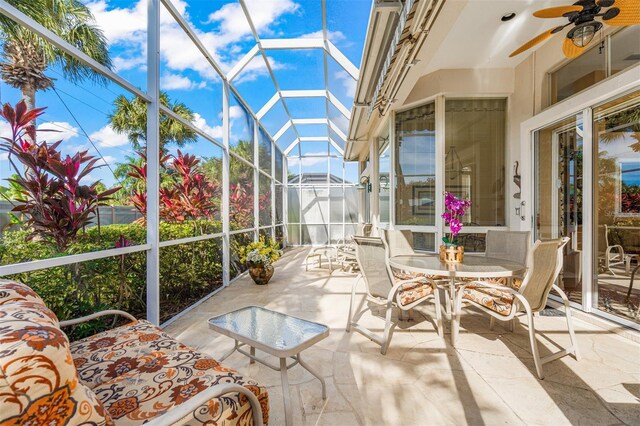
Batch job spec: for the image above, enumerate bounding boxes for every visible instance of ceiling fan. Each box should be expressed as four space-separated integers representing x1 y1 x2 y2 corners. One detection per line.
509 0 640 59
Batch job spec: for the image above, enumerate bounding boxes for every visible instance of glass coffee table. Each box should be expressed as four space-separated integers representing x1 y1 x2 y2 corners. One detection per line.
208 306 330 426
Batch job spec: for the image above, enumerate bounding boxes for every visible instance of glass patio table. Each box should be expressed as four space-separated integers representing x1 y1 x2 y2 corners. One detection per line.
389 254 526 318
208 306 329 426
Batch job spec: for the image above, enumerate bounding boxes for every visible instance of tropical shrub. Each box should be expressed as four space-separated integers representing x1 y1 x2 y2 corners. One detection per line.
0 101 119 250
0 220 223 339
127 150 222 223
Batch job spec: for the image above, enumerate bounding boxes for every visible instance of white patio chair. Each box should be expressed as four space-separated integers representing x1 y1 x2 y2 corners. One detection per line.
452 237 580 379
484 230 531 291
383 229 416 257
347 236 443 354
598 225 625 275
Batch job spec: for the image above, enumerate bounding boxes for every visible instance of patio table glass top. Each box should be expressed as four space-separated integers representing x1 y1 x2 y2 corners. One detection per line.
389 254 526 278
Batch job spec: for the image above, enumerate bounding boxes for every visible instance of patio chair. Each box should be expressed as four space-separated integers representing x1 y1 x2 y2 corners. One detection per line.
383 229 415 257
598 225 625 275
452 237 580 379
484 230 530 289
346 236 443 354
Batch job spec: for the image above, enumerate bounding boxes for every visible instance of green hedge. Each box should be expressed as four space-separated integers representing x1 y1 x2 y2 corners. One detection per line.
0 221 224 339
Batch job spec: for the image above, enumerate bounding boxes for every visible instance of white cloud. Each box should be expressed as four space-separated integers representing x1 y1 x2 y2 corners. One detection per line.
229 105 244 119
88 0 298 80
89 124 129 148
0 153 7 161
300 30 346 43
334 70 356 98
160 73 206 90
98 155 117 166
192 113 223 140
209 0 299 40
36 121 79 142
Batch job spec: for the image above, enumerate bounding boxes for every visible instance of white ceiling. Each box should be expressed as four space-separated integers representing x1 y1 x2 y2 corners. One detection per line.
424 0 578 73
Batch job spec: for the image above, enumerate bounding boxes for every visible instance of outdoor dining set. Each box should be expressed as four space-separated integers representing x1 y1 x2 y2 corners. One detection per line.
311 227 583 380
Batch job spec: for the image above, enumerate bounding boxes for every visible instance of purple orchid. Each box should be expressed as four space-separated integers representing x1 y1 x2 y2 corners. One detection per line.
441 192 471 245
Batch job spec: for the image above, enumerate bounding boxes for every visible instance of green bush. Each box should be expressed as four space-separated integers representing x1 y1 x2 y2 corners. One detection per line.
0 220 224 339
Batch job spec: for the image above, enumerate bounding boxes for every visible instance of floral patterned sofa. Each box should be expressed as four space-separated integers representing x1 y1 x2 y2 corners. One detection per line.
0 280 269 425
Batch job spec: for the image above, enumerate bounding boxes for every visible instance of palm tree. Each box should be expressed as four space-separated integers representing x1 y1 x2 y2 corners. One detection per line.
0 0 111 112
109 92 197 151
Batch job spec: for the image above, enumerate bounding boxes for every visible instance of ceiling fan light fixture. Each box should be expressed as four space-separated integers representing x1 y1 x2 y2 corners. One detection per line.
568 21 603 48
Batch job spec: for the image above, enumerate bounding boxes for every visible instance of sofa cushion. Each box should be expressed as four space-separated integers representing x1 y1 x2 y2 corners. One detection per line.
91 346 269 425
0 297 111 425
0 280 49 307
70 320 184 389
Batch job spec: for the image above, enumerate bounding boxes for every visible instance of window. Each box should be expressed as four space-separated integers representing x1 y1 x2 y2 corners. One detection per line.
549 27 640 105
445 99 506 227
395 102 436 226
379 138 391 224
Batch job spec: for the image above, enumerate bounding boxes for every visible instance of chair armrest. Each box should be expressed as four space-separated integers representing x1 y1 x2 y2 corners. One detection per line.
144 383 263 426
59 310 137 328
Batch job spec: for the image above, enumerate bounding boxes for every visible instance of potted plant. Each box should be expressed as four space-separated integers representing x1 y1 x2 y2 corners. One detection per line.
239 237 283 285
440 192 471 263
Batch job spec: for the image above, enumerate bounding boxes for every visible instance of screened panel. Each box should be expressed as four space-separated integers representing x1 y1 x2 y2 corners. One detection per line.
230 154 255 231
268 49 326 90
258 126 273 174
233 55 278 113
287 97 328 119
229 93 255 162
262 100 290 136
259 173 272 226
302 187 329 223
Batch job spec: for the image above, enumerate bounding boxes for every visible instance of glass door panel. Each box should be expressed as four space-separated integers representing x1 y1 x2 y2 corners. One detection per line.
534 114 584 304
593 90 640 324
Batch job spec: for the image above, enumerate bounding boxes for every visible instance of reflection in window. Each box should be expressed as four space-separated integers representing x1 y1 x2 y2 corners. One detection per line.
549 27 639 105
593 90 640 324
445 99 506 226
395 102 436 226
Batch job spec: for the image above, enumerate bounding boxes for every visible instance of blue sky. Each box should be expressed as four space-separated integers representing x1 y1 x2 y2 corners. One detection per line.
0 0 372 187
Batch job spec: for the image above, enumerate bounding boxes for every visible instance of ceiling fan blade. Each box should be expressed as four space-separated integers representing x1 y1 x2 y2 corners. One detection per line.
562 37 588 58
602 0 640 25
533 5 583 18
509 28 559 57
596 0 615 7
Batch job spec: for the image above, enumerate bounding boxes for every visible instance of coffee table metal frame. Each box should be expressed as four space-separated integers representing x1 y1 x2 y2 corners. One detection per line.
208 306 329 426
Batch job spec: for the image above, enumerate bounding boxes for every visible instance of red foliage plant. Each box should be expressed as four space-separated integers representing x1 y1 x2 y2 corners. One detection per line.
128 150 221 223
0 100 119 250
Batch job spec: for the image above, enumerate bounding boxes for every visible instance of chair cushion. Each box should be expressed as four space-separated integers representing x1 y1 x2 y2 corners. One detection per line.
0 297 110 425
462 283 515 316
397 280 435 307
69 320 185 388
91 346 269 425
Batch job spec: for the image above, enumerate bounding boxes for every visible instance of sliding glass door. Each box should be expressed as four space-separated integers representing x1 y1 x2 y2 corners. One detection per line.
532 89 640 327
534 114 584 305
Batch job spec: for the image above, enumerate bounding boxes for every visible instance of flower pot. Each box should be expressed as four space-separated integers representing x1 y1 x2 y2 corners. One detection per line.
439 245 464 263
248 264 274 285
